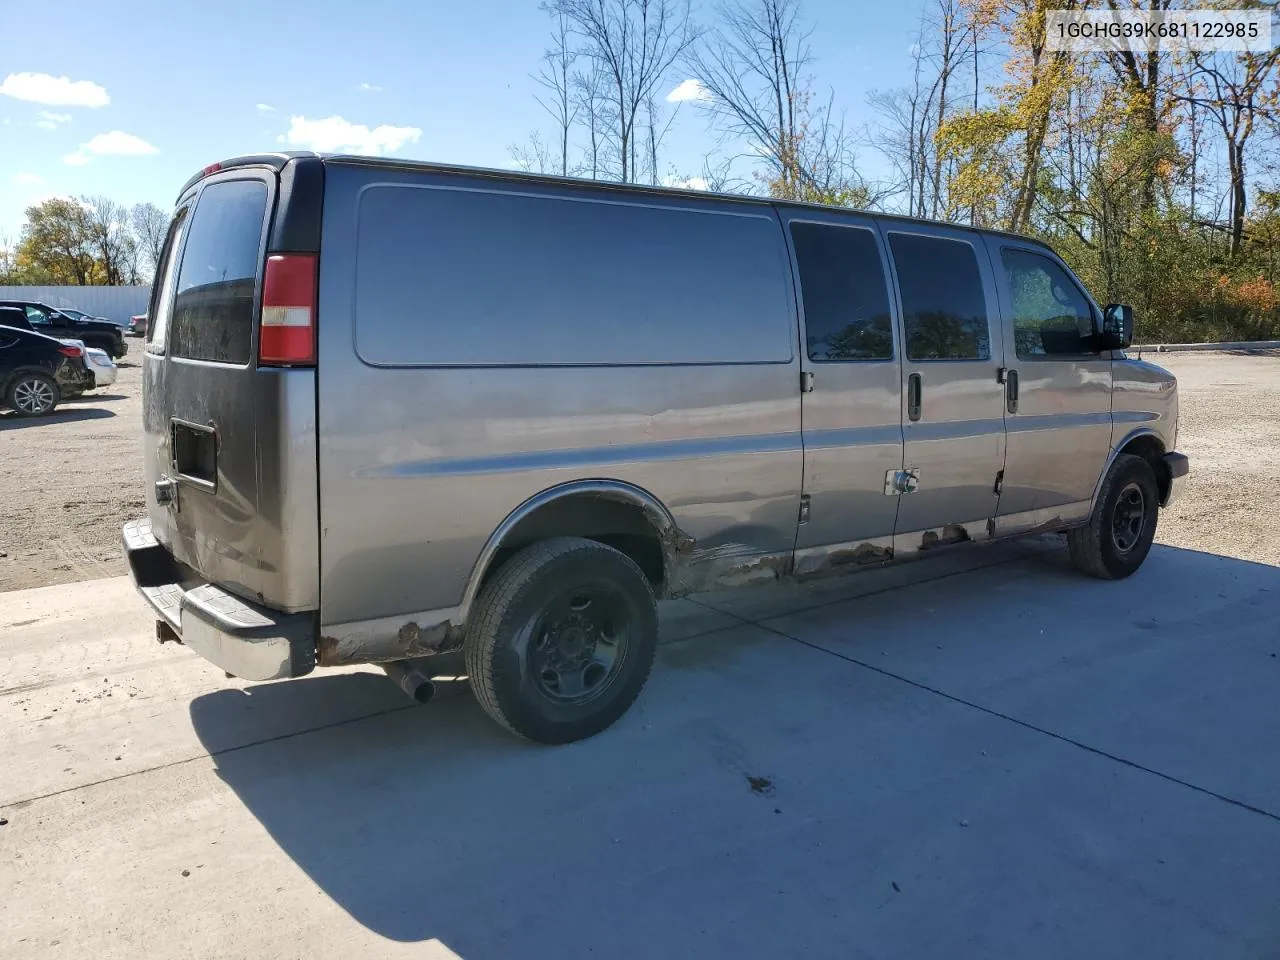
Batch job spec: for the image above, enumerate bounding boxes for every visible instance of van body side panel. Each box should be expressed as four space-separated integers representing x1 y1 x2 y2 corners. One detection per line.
315 163 803 629
983 235 1113 522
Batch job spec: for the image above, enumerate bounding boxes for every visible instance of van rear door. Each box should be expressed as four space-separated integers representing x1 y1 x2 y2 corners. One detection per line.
143 162 320 613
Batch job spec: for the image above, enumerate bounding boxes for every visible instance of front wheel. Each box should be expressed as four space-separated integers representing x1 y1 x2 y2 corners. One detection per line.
6 373 60 416
1067 453 1159 579
465 537 658 744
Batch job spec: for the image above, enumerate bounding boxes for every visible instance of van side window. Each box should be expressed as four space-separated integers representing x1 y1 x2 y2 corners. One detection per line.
1001 248 1097 358
353 186 794 367
147 207 190 350
790 222 893 361
171 180 268 364
888 233 990 361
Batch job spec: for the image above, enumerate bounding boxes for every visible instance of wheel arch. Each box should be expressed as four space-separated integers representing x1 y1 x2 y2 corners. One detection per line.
1092 428 1171 508
457 480 687 626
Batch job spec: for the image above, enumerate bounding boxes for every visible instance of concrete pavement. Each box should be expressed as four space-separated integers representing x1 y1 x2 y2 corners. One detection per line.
2 539 1278 959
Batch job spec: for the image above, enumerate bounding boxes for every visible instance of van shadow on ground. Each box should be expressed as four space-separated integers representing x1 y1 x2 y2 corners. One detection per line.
190 544 1280 958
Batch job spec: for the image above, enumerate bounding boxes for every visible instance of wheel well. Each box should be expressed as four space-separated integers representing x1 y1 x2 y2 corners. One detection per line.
481 495 667 593
1118 434 1169 502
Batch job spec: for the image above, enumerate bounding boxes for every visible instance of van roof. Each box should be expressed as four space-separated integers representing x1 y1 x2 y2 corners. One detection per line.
181 151 1055 252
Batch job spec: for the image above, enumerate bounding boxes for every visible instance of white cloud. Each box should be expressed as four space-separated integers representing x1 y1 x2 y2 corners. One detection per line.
0 72 108 107
34 110 71 130
277 115 420 155
666 78 711 103
356 82 383 93
14 173 45 185
662 175 710 191
63 130 159 166
257 102 275 113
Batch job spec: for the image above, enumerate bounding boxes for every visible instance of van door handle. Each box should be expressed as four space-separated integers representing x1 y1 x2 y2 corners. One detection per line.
907 373 922 422
1006 369 1019 414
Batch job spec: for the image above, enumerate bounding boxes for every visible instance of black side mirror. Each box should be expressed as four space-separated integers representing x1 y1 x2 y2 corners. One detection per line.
1100 303 1134 350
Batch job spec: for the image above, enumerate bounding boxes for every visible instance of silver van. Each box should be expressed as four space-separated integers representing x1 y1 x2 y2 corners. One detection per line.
124 153 1188 743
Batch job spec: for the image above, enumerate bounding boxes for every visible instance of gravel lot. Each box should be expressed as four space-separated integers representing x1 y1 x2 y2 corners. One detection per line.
1 349 1276 593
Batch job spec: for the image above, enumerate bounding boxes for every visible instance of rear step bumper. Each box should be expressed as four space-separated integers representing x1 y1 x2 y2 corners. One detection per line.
122 517 315 681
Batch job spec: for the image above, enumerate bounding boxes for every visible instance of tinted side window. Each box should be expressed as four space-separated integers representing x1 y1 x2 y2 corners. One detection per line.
171 180 268 364
1001 248 1097 358
25 306 51 326
888 233 990 361
353 185 794 366
148 207 190 349
791 222 893 361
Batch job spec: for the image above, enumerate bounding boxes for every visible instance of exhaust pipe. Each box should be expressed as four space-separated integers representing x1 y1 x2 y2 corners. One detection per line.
382 660 436 704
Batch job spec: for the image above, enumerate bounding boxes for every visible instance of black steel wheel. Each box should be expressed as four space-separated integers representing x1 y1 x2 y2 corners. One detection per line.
1068 453 1159 579
466 537 658 744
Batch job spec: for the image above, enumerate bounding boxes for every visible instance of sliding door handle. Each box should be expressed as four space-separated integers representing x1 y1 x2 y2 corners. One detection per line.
1006 369 1019 414
907 373 922 422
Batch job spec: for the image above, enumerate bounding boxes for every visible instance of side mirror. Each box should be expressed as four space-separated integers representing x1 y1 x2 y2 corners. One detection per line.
1100 303 1134 350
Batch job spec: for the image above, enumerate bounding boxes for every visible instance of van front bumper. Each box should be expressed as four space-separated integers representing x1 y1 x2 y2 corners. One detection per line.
122 517 316 681
1162 452 1189 507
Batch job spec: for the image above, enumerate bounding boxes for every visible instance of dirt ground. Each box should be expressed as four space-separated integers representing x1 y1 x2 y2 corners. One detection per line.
1 349 1276 593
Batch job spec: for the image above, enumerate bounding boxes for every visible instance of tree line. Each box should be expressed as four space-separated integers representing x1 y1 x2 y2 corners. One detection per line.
513 0 1280 343
0 198 169 287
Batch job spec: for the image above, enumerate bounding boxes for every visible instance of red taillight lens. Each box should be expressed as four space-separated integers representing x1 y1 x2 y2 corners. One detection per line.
260 254 316 366
58 345 82 358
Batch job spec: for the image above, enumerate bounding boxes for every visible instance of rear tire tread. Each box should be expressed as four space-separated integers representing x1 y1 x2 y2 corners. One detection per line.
465 537 656 743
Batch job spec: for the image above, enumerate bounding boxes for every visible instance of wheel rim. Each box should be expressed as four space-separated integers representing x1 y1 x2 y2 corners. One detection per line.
13 377 54 414
1110 481 1147 554
524 582 632 705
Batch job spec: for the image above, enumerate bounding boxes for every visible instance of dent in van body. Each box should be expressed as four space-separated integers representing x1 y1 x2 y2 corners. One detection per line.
315 162 804 642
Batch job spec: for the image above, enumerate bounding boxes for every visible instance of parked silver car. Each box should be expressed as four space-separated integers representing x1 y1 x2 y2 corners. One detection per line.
124 154 1188 743
84 346 118 388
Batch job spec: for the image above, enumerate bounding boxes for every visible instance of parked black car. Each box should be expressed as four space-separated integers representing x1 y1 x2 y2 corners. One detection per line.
0 311 94 416
0 300 128 359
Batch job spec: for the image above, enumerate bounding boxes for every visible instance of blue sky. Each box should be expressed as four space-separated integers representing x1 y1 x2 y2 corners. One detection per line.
0 0 926 242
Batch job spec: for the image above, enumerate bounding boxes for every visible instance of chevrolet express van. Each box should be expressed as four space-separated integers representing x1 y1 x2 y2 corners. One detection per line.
124 153 1188 743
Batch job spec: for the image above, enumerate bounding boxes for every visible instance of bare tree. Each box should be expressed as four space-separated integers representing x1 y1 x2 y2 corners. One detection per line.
553 0 696 183
131 202 168 280
1178 47 1280 256
534 7 581 176
510 130 558 174
573 62 612 178
83 197 139 285
688 0 871 202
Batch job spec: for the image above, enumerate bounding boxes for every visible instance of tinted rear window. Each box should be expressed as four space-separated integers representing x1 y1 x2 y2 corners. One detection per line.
353 185 794 366
170 180 268 364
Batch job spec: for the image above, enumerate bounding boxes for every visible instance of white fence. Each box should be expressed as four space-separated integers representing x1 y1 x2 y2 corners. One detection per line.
0 286 151 324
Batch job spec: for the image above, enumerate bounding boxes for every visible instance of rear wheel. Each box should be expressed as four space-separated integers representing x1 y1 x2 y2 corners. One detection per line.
465 537 658 744
7 373 60 417
1068 453 1159 579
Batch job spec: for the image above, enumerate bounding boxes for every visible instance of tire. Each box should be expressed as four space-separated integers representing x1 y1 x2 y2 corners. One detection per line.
6 373 60 417
465 537 658 744
1068 453 1159 579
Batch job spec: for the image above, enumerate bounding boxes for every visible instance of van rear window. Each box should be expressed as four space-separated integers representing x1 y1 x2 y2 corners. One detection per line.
170 180 268 364
352 185 794 367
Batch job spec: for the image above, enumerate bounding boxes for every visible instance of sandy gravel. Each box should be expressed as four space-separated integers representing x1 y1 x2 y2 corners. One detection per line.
0 349 1276 593
0 361 145 591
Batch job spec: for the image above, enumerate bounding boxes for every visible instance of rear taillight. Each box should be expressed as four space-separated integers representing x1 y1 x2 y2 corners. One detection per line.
260 253 316 366
58 345 82 358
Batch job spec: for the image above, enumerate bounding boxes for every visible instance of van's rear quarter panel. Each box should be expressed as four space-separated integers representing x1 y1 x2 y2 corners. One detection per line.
316 164 803 627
